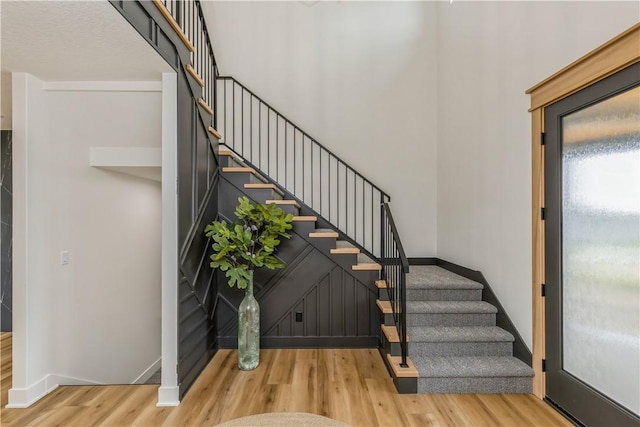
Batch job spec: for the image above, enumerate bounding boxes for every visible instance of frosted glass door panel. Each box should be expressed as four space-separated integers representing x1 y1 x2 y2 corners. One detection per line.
562 86 640 415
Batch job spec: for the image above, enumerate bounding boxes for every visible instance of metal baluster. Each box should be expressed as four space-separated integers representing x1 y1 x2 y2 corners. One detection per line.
241 88 244 157
318 148 323 215
259 102 261 171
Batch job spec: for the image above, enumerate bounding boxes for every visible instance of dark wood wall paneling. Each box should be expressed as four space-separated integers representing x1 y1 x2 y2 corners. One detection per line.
111 0 382 399
215 175 380 349
1 131 12 332
109 0 220 398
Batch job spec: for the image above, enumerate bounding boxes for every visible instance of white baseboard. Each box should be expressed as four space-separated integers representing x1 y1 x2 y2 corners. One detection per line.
6 375 58 408
51 374 103 386
133 357 162 385
157 386 180 407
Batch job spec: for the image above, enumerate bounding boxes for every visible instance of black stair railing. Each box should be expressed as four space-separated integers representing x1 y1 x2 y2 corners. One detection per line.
381 202 410 367
215 76 389 258
157 0 410 354
159 0 219 128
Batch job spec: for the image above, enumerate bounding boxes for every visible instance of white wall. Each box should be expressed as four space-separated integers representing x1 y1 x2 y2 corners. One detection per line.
205 1 439 256
435 1 640 349
9 74 162 406
9 73 54 406
203 1 638 351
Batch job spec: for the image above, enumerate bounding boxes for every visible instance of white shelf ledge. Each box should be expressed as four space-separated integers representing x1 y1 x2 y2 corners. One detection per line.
90 147 161 182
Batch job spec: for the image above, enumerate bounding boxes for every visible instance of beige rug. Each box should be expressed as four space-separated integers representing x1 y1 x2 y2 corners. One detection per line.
216 412 350 427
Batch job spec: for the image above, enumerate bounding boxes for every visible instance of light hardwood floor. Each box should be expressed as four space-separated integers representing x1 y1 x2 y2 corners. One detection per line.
0 333 570 426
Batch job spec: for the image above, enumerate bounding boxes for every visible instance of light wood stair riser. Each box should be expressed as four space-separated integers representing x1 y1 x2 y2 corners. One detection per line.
222 167 255 174
330 247 360 255
309 232 339 239
352 263 382 271
292 216 317 222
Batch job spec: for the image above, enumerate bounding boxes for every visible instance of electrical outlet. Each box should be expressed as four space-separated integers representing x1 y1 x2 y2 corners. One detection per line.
60 251 69 265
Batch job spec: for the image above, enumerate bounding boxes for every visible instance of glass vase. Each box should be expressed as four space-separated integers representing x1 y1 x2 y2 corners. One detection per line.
237 271 260 370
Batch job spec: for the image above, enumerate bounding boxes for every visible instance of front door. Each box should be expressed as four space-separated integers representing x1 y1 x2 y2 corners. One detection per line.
544 62 640 426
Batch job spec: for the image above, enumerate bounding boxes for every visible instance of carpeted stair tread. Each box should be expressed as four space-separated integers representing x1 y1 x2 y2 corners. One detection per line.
406 266 483 290
407 301 497 314
407 326 514 343
412 356 533 378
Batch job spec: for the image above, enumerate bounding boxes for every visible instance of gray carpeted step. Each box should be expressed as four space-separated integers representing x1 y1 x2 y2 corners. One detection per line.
407 287 482 302
408 326 514 356
406 266 483 301
407 266 483 289
407 301 496 326
413 356 533 394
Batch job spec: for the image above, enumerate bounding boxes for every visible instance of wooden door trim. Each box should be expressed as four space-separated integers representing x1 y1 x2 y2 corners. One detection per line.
527 23 640 111
527 22 640 400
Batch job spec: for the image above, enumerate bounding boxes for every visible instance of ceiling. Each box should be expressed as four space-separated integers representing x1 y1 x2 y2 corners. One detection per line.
0 1 172 81
1 0 173 129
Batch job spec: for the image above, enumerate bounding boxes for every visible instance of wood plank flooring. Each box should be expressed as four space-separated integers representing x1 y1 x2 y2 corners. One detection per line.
0 333 570 426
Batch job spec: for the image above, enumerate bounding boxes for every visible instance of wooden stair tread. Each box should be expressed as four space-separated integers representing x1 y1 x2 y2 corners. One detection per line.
217 150 234 157
222 167 255 173
330 247 360 255
376 300 393 314
245 183 275 189
382 325 409 343
208 127 223 140
386 354 419 378
292 216 317 222
309 231 339 238
198 98 214 116
266 199 299 207
185 64 205 87
352 263 382 271
375 280 387 289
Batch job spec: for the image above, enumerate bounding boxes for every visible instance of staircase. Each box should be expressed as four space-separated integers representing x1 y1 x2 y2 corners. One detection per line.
120 0 534 397
405 266 533 393
218 150 380 274
215 148 383 346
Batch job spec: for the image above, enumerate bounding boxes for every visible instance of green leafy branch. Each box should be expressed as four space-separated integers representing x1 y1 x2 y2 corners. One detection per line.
205 196 294 289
